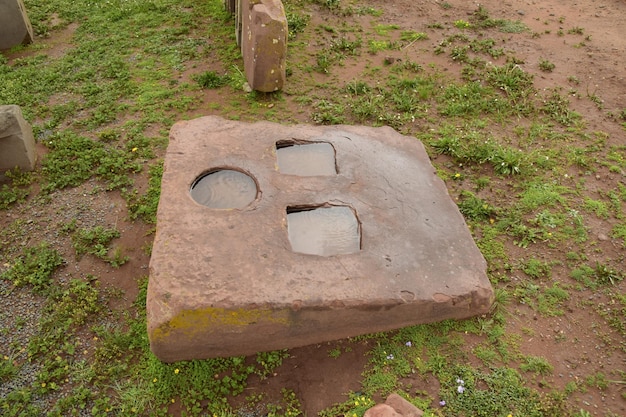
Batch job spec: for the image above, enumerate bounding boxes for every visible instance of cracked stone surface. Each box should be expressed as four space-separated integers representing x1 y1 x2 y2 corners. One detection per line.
147 116 493 362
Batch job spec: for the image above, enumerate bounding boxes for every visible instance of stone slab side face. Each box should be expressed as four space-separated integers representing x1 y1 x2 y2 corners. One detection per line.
241 0 287 92
0 0 34 50
0 105 36 172
147 116 493 362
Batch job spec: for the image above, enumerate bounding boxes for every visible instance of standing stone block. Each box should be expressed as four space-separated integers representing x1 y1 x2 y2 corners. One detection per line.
241 0 287 92
0 0 34 50
0 105 36 172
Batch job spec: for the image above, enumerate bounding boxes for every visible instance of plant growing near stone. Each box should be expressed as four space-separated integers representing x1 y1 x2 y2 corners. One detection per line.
71 225 128 266
0 243 64 293
194 70 230 89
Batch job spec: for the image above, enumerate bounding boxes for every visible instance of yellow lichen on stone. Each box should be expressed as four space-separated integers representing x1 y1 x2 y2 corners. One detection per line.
151 306 290 340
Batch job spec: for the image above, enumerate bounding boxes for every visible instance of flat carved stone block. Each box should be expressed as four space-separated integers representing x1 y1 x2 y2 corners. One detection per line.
0 105 36 172
241 0 287 92
0 0 34 50
147 116 493 362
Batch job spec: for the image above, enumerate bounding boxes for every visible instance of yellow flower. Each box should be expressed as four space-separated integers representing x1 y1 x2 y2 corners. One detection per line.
41 382 46 388
174 368 180 374
153 378 158 383
171 398 176 403
131 147 138 152
3 355 8 360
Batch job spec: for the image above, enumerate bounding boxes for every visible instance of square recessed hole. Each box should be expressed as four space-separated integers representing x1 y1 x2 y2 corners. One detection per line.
287 205 361 256
276 140 337 176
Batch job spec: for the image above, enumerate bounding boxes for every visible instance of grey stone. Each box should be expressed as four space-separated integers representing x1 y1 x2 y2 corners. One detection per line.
241 0 287 92
147 116 493 362
0 0 34 50
0 105 36 172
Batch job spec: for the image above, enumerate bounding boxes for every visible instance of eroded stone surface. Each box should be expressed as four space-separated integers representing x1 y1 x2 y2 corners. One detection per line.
0 105 36 173
147 116 493 362
0 0 34 50
241 0 287 92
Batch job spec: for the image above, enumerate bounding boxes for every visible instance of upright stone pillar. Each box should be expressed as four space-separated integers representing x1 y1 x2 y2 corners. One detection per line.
0 0 34 50
241 0 287 92
0 105 37 172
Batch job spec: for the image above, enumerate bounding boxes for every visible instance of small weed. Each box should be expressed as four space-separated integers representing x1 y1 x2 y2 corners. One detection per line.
71 225 125 266
568 27 585 35
319 393 375 417
539 59 555 72
256 350 289 379
0 184 29 210
0 243 64 293
521 258 552 279
312 100 346 124
367 40 399 54
354 6 382 17
457 191 496 221
373 24 399 36
330 37 362 55
127 161 163 224
0 355 19 381
193 70 229 89
400 31 428 42
315 51 334 73
611 222 626 247
520 355 553 375
585 372 609 390
582 197 609 219
541 88 581 126
346 80 371 95
328 347 342 358
537 282 570 316
491 146 524 175
454 20 472 29
285 9 310 38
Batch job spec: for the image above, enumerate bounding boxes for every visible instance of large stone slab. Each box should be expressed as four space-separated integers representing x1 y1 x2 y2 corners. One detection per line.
147 116 493 362
241 0 287 92
0 0 34 50
0 105 36 172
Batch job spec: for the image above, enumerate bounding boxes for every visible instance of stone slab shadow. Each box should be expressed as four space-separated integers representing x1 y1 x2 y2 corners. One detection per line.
0 0 34 50
147 116 494 362
0 105 37 175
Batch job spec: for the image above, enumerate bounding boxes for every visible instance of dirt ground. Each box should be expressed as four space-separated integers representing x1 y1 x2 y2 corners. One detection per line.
2 0 625 416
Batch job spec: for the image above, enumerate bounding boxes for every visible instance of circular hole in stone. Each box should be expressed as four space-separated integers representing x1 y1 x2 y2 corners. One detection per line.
190 169 258 209
287 205 361 256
